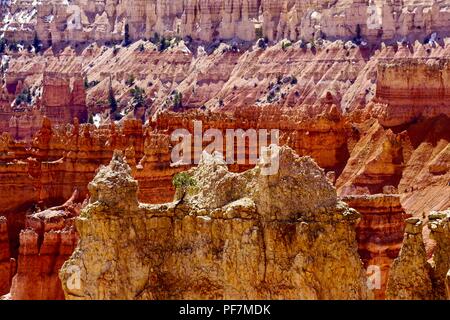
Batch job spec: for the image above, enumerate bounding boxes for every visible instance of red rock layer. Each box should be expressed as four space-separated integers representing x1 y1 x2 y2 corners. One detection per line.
0 53 88 141
373 59 450 127
343 194 409 299
0 217 12 296
9 195 80 300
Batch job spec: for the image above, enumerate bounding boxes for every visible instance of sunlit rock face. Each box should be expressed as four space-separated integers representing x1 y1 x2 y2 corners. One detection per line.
60 148 368 300
386 210 450 300
3 0 450 44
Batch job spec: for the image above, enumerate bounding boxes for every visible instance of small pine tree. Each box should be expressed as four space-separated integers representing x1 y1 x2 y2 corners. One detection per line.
0 38 6 54
173 91 183 110
108 86 118 114
33 32 41 53
123 23 131 47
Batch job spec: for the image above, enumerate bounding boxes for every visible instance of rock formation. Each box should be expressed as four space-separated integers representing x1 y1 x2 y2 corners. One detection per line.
343 194 408 299
3 1 450 45
60 148 368 300
374 59 450 127
0 216 12 296
8 192 80 300
0 0 449 302
428 210 450 300
386 210 450 300
385 218 433 300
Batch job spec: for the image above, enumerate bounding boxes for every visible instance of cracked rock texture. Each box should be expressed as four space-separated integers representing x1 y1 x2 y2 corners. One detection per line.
386 210 450 300
60 147 368 300
385 218 433 300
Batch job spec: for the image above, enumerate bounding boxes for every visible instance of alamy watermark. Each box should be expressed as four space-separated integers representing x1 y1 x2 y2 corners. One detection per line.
170 121 280 176
367 265 382 290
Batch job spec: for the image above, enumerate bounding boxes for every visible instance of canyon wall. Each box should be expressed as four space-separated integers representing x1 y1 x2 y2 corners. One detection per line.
343 194 408 299
60 148 368 300
3 1 450 45
0 1 449 301
374 58 450 127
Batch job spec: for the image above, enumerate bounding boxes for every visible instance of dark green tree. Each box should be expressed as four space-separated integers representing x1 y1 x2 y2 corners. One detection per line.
129 85 146 107
0 38 6 54
123 23 131 47
33 32 41 53
108 85 118 114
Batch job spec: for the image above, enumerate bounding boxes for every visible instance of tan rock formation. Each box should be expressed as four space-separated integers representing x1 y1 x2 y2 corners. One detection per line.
428 210 450 300
386 210 450 300
385 218 433 300
60 148 368 300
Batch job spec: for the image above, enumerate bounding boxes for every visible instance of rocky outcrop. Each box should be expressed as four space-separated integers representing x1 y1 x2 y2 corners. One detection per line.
428 210 450 300
386 210 450 300
343 194 408 299
385 218 433 300
60 148 368 300
42 71 88 125
0 217 12 296
9 193 80 300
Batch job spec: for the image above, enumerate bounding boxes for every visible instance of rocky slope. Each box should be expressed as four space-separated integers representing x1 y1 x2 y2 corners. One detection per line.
60 148 368 300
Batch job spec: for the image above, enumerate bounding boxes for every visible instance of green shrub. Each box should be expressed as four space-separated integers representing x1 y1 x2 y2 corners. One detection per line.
15 88 32 106
125 74 135 87
281 40 292 51
129 85 146 107
123 23 131 47
172 172 196 190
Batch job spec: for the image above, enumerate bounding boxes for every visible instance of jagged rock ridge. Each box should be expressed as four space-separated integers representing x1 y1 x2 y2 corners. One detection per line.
60 147 368 300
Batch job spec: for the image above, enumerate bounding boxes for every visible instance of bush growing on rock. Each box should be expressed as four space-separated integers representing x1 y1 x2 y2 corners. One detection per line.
173 172 197 200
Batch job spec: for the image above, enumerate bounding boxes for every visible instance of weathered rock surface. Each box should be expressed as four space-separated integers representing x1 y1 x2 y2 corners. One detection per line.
428 210 450 300
385 218 433 300
343 194 408 299
386 210 450 300
60 148 368 300
8 193 80 300
0 217 12 296
3 1 450 44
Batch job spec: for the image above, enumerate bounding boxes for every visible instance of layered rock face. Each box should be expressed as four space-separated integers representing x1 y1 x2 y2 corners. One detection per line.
8 193 80 300
60 148 368 300
374 59 450 127
343 194 408 299
3 0 450 44
0 217 12 296
0 53 88 140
